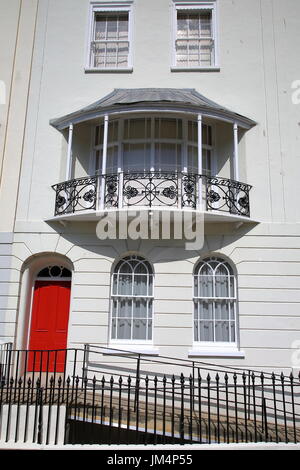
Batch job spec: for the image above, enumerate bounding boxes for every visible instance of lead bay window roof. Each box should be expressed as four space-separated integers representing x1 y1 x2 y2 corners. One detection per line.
50 88 256 130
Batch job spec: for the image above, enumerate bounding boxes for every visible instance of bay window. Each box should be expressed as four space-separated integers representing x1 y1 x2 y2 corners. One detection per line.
93 116 214 175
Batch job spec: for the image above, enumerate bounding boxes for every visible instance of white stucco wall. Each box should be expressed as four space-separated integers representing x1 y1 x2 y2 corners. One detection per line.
0 0 300 374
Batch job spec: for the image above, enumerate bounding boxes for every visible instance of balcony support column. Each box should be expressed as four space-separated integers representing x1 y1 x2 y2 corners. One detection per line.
65 123 74 181
233 122 239 181
197 114 203 211
99 114 109 210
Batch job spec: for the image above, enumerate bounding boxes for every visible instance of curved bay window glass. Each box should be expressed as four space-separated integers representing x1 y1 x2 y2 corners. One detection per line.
194 257 237 344
93 117 213 175
111 255 153 341
187 121 212 175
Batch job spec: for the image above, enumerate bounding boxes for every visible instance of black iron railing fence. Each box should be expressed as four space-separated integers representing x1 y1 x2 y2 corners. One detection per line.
0 343 299 445
52 172 252 218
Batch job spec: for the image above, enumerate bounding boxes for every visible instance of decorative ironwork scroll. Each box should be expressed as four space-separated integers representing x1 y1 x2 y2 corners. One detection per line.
52 172 252 218
206 176 252 217
52 176 98 216
181 174 198 209
104 174 119 208
123 172 179 208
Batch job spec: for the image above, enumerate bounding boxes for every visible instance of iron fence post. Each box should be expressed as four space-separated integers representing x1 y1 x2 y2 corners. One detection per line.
180 373 185 443
192 361 195 411
37 387 44 445
82 344 89 387
134 354 141 413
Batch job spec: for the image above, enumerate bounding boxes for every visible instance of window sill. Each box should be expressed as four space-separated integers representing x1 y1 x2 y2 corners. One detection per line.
105 345 159 356
171 66 220 73
84 67 133 74
188 348 245 359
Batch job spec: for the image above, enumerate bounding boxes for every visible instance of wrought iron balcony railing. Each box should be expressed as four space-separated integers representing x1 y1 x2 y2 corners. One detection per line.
52 172 252 218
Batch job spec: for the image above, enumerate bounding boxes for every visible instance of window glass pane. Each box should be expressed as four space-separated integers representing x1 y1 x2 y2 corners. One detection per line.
215 321 230 342
230 322 236 342
194 301 199 320
117 318 131 339
154 143 181 171
203 149 211 176
148 300 153 319
200 12 212 36
215 300 230 320
123 143 151 172
187 145 197 173
111 299 118 317
199 300 213 320
215 275 229 297
134 261 148 274
93 43 106 67
95 16 106 40
119 298 132 317
148 320 152 340
95 126 100 146
189 15 200 38
133 299 148 318
95 150 102 174
188 121 197 142
133 275 148 296
132 319 147 340
155 118 179 139
202 124 208 145
200 321 214 341
107 16 118 39
108 121 118 142
118 274 132 295
106 146 118 173
198 274 214 297
177 14 188 38
124 118 148 140
200 40 213 66
111 318 117 338
194 320 199 341
118 16 128 39
229 300 235 320
176 41 188 66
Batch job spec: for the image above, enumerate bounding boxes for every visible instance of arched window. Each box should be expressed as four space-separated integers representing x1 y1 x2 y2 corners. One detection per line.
36 265 72 279
193 257 237 344
110 255 153 341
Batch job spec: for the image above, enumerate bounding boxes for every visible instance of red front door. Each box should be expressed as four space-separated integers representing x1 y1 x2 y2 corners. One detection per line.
28 281 71 372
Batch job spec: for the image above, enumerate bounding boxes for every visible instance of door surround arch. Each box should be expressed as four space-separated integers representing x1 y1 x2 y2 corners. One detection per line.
16 253 74 354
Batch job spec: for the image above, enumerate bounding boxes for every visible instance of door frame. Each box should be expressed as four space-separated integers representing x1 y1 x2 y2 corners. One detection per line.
26 269 72 352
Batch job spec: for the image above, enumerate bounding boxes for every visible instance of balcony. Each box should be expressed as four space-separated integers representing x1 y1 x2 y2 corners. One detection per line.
48 88 257 224
51 172 252 222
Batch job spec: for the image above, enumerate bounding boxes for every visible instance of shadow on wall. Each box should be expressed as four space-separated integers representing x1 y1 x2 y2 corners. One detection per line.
45 219 258 263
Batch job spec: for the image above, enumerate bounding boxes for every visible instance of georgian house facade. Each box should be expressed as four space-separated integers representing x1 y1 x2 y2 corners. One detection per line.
0 0 300 376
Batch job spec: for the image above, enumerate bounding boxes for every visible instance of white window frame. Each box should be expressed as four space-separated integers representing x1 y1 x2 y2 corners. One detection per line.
110 255 154 345
85 1 134 72
171 0 219 71
189 257 245 358
90 115 216 175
